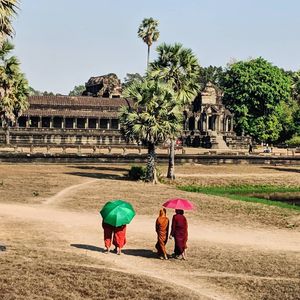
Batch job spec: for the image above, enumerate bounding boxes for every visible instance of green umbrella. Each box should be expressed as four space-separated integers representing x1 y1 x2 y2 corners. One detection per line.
100 200 136 227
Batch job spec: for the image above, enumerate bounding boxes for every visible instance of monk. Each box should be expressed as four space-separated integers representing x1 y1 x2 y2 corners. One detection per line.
113 224 127 255
170 209 188 260
102 221 115 253
155 208 169 260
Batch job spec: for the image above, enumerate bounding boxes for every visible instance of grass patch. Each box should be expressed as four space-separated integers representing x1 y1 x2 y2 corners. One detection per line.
178 185 300 211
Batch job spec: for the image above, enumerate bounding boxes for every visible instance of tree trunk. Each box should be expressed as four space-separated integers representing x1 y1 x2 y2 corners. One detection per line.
167 139 175 180
3 121 10 145
147 45 150 70
146 142 157 184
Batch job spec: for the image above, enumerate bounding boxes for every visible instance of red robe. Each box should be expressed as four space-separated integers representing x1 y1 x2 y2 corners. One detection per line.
113 225 127 248
102 222 114 249
170 214 188 255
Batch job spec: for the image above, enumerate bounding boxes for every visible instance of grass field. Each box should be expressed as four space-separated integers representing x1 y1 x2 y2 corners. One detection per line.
1 163 300 300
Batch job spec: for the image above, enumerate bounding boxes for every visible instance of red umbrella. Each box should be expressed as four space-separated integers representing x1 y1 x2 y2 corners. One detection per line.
162 198 194 210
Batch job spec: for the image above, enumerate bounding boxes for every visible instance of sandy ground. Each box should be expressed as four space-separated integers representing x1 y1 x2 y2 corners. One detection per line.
1 163 300 299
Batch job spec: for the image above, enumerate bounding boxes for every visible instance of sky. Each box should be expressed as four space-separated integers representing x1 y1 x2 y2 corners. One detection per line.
12 0 300 94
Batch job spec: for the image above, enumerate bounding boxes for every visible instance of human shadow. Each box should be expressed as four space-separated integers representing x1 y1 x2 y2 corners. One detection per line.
121 249 157 259
262 166 300 173
65 171 128 181
70 243 105 253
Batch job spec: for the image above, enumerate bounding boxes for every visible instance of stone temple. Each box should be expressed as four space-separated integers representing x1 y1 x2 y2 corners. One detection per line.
0 74 249 148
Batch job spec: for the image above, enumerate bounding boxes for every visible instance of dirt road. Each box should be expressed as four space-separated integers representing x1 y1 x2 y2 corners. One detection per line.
1 180 300 299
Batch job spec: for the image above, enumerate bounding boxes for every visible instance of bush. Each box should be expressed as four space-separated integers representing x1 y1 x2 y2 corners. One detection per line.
286 136 300 147
128 165 147 181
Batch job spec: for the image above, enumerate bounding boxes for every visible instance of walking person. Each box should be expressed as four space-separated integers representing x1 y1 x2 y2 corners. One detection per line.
113 224 127 255
102 221 114 253
155 208 169 260
170 209 188 260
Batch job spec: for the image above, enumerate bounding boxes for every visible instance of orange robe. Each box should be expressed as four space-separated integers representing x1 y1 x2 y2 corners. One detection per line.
155 215 169 256
113 225 127 249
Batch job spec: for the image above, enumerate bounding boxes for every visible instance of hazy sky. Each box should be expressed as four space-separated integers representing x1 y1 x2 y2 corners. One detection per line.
12 0 300 94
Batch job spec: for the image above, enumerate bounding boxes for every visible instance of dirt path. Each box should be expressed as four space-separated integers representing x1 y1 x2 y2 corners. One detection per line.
43 178 99 205
1 181 300 300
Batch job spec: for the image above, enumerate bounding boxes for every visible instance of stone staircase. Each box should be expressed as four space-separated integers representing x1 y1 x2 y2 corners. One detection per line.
211 133 229 149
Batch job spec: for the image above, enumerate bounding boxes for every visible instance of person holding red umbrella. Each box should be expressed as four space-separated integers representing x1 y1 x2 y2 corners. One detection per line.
162 198 193 260
169 209 188 260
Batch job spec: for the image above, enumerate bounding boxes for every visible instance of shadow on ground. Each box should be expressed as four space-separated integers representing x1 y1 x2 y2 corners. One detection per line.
262 166 300 173
70 243 105 253
68 165 130 172
122 249 157 259
66 172 128 181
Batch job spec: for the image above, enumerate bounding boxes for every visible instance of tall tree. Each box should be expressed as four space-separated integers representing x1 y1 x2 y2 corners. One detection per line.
0 41 29 144
199 65 224 90
138 18 159 69
120 78 182 183
221 57 292 142
0 0 19 42
149 43 200 179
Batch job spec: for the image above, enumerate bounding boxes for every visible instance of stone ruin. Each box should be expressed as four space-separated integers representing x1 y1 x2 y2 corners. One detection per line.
83 73 122 98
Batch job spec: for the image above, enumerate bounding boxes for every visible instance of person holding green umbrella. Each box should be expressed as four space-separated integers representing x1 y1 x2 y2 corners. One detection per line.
100 200 136 255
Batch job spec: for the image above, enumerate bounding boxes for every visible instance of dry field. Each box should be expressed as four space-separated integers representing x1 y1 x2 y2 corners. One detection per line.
0 163 300 300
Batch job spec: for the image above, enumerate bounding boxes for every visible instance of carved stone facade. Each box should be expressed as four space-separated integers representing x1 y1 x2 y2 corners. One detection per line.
181 83 250 149
0 96 132 146
83 73 122 98
0 81 250 149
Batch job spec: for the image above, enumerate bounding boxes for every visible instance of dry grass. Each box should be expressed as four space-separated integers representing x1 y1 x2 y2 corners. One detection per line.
1 162 300 300
0 220 199 300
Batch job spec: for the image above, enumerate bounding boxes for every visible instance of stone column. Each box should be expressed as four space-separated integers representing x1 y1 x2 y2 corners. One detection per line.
73 118 76 129
49 117 53 129
107 119 110 130
26 116 30 128
194 116 198 131
62 117 65 129
230 117 234 131
118 121 121 130
85 117 88 129
205 116 209 131
38 116 42 128
96 118 100 129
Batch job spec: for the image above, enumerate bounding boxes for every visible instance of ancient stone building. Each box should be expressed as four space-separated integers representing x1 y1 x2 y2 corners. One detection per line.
83 73 122 98
0 76 249 148
0 95 132 146
181 82 250 148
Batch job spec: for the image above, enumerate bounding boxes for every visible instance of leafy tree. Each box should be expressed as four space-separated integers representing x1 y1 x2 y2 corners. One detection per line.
221 57 292 142
0 41 29 144
122 73 143 89
138 18 159 68
68 84 85 96
199 65 224 90
0 0 18 42
149 43 200 179
120 78 182 183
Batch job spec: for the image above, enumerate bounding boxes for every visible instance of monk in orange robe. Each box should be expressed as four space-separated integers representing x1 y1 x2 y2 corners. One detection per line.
155 208 169 260
102 221 115 253
113 224 127 255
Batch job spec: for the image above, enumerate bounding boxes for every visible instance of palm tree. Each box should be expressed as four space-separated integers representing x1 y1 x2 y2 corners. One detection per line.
0 0 19 42
0 40 29 144
138 18 159 69
120 78 182 183
149 43 201 179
